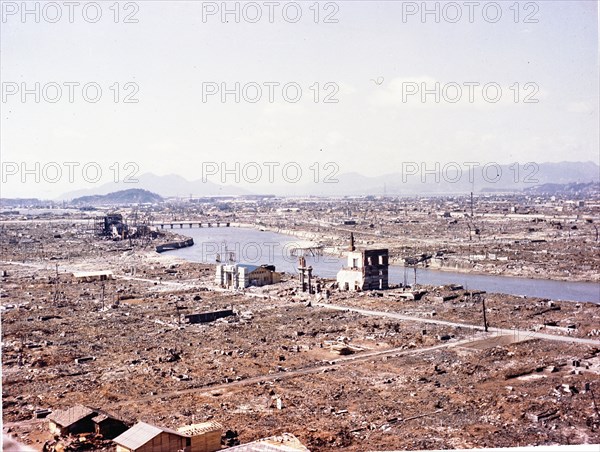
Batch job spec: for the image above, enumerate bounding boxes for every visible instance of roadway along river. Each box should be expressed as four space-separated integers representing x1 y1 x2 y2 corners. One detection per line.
163 227 600 304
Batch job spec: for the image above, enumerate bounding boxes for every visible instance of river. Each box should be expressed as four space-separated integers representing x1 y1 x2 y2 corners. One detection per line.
163 227 600 304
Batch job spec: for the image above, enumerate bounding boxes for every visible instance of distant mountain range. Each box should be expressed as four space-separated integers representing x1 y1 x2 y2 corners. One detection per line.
4 179 597 209
60 173 251 200
43 160 600 200
274 161 600 196
70 189 164 206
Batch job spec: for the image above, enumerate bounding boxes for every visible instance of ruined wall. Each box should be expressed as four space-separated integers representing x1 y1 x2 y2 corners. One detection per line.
362 249 389 290
336 268 363 291
337 249 389 291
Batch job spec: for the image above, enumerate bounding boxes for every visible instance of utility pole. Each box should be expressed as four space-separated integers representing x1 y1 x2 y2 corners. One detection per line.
53 263 59 304
481 295 488 332
470 191 474 218
101 281 105 311
590 385 599 418
470 177 475 218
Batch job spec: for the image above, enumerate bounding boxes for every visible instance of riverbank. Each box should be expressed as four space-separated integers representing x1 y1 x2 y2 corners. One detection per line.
155 237 194 253
229 223 599 284
160 226 599 303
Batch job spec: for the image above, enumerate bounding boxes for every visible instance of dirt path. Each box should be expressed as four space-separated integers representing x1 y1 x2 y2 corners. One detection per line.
106 335 482 409
316 303 600 346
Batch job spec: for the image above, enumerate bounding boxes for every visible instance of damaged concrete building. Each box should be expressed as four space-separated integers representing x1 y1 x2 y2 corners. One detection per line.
215 264 281 289
96 213 127 239
337 235 389 291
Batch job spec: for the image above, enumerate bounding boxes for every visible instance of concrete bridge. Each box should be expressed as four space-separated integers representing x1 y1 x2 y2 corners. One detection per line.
153 221 230 229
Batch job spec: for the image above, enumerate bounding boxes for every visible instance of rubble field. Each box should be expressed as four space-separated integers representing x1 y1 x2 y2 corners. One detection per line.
2 219 600 451
161 194 600 283
332 289 600 340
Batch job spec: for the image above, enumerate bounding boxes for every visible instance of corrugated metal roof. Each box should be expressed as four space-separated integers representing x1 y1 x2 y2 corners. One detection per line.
237 264 259 272
47 405 96 428
72 270 113 278
113 422 184 450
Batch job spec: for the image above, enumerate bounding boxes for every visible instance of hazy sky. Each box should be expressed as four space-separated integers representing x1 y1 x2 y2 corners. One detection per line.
1 0 598 198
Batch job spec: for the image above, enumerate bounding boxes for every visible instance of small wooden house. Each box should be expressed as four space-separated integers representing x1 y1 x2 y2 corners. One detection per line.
178 422 223 452
48 405 96 436
113 422 189 452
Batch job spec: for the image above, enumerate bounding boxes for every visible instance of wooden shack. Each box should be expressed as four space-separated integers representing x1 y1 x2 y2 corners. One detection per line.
178 421 223 452
48 405 96 436
113 422 188 452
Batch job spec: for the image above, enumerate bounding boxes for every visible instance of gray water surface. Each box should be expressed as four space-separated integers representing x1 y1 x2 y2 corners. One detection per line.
164 227 600 304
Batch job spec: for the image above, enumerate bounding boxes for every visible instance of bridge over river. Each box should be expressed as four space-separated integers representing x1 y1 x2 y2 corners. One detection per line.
152 221 230 229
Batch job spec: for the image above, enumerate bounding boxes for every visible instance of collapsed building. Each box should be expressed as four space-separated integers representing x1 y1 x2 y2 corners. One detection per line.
95 213 156 241
96 213 127 239
215 263 281 289
297 256 313 293
184 309 235 324
337 234 389 291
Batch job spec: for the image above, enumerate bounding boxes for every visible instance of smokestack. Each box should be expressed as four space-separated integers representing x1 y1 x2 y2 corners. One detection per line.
349 233 355 252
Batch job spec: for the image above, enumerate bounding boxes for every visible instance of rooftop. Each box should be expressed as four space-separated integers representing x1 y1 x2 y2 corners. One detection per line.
113 422 183 450
237 264 260 272
177 421 223 436
47 405 96 428
72 270 113 278
224 433 309 451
